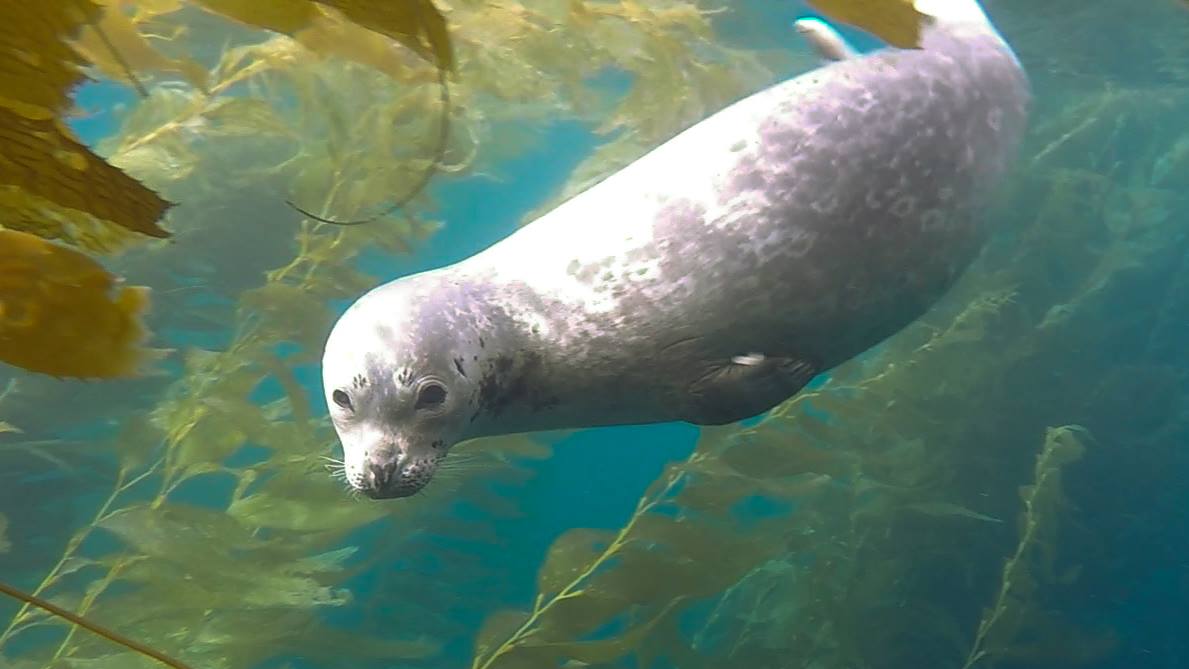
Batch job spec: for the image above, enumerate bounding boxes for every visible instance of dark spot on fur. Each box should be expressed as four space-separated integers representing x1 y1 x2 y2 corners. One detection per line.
476 350 559 418
478 337 485 348
453 357 466 377
431 440 444 450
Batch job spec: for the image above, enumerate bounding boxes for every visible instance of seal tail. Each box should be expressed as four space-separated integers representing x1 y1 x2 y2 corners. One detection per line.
794 17 859 62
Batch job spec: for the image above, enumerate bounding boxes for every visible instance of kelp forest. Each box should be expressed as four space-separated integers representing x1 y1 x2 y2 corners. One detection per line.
1 0 1188 668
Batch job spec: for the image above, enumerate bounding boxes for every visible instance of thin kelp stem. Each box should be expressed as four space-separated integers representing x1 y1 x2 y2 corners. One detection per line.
471 470 686 669
961 426 1089 669
89 17 149 98
0 580 193 669
0 462 157 645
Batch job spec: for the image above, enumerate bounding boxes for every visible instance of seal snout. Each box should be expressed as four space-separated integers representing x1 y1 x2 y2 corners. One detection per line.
364 460 395 491
357 446 405 498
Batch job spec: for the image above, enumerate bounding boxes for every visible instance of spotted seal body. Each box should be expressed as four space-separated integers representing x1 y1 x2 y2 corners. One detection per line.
322 0 1030 499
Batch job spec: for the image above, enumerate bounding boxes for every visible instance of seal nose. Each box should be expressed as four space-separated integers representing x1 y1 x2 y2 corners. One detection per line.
364 461 397 491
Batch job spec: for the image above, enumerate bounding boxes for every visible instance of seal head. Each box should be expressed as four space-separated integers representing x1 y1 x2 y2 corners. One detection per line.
322 275 481 498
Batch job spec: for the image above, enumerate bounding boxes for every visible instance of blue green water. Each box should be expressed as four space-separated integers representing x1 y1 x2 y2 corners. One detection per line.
3 1 1189 668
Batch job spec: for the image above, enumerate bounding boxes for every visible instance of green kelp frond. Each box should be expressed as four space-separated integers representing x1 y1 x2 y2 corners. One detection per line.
961 426 1095 669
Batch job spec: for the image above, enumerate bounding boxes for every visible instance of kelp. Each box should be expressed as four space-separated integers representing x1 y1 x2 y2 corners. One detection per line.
0 0 172 247
961 426 1091 668
7 2 1183 668
0 2 174 379
2 1 774 668
0 581 192 669
466 18 1189 666
808 0 929 48
0 0 460 380
0 229 161 379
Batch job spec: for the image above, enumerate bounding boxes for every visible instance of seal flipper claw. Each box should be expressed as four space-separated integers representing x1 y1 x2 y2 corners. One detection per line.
683 355 819 425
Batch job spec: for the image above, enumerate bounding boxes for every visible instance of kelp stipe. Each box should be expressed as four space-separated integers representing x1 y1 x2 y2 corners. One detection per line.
0 581 192 669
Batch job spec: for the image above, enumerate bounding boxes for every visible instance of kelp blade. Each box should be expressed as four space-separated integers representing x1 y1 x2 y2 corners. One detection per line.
0 229 158 378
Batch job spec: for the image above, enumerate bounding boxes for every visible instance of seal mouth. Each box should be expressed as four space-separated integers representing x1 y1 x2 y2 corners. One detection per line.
354 454 440 500
361 476 425 500
357 459 411 499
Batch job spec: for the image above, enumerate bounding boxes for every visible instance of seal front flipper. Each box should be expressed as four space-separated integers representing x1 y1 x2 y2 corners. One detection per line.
682 354 819 426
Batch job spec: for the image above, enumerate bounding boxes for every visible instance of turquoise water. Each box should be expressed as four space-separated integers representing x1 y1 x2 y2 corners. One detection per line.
2 1 1189 668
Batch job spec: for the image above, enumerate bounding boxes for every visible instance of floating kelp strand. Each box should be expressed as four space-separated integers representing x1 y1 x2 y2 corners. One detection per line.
0 580 194 669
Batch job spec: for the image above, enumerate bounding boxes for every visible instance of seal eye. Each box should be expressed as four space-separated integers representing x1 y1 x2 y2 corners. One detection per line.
414 382 447 411
332 389 353 411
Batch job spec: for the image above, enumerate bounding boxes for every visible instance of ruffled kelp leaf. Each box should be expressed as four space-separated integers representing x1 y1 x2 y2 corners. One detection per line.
227 457 391 532
111 414 164 473
718 428 845 479
190 0 322 34
71 4 209 94
0 2 173 250
291 627 441 663
536 528 617 597
192 0 454 71
238 282 335 356
0 230 162 378
292 12 435 81
286 546 359 575
528 587 635 648
228 488 389 532
166 397 269 472
807 0 930 49
0 0 101 119
97 503 266 565
197 97 296 138
473 609 533 663
317 0 455 72
114 552 353 610
0 108 172 249
518 601 680 666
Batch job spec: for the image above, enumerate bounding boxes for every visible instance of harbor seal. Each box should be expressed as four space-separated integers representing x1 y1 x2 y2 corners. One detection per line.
321 0 1030 499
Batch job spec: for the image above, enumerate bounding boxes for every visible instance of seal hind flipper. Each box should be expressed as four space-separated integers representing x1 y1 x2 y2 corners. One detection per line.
683 354 819 425
794 18 859 62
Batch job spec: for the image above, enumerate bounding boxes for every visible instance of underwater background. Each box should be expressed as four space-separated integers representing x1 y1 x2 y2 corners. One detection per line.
1 0 1188 668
